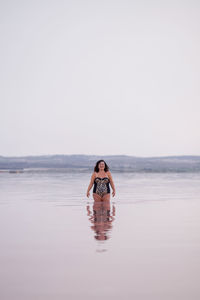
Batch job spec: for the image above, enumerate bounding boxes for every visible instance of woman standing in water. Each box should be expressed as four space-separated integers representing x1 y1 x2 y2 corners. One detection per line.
86 160 116 201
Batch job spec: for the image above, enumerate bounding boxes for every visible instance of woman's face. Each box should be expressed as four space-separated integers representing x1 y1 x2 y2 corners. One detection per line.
98 161 105 170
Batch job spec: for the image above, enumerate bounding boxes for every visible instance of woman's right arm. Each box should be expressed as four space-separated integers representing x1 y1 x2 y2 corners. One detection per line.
86 172 96 197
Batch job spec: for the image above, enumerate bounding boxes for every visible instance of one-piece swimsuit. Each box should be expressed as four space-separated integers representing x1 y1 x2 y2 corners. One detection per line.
93 174 110 197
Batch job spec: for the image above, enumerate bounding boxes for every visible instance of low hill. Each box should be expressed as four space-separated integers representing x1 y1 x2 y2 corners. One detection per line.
0 154 200 172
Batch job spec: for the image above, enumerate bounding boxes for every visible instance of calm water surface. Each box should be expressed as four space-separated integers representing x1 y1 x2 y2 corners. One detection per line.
0 172 200 300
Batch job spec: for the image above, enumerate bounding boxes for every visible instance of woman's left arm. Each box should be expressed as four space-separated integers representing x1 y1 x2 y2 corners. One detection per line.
107 171 116 196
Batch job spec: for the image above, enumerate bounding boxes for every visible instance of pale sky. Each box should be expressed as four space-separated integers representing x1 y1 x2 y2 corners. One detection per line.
1 0 200 157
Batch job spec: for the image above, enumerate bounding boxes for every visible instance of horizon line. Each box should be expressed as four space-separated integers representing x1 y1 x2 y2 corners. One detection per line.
0 153 200 159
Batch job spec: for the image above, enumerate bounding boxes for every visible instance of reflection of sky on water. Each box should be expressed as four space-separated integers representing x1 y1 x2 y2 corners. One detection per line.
0 172 200 299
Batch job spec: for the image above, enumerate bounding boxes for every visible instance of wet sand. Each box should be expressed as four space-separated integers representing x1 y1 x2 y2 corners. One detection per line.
0 172 200 300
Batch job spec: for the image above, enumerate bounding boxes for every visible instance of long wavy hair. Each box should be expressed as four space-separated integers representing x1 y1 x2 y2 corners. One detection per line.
94 160 109 173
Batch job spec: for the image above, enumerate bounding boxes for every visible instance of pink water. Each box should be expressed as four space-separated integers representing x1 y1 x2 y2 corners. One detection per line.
0 172 200 300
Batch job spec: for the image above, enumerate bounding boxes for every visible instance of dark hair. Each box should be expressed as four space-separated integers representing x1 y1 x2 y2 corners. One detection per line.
94 160 109 173
94 235 108 240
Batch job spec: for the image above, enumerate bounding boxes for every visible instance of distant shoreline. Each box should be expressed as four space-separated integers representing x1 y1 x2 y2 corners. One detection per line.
0 154 200 173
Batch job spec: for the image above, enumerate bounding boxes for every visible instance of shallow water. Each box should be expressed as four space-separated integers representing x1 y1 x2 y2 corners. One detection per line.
0 172 200 300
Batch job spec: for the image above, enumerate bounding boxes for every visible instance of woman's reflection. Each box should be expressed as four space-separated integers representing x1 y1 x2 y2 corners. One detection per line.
86 200 115 241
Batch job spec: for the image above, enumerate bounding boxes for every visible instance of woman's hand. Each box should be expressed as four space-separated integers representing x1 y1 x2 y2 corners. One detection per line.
112 190 116 197
86 191 90 198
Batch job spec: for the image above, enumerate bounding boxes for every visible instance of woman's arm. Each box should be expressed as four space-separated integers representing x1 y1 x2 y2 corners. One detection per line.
107 171 116 196
86 172 96 197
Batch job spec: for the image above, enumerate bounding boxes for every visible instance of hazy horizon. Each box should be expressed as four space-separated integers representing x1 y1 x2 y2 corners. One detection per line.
1 0 200 157
1 152 200 158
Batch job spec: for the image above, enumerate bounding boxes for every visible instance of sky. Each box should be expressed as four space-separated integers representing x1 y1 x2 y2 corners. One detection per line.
1 0 200 157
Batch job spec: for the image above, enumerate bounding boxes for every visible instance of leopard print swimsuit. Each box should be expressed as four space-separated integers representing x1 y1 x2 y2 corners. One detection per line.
93 174 110 197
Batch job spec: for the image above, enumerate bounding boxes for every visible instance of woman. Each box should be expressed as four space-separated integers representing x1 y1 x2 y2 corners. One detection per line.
86 160 116 201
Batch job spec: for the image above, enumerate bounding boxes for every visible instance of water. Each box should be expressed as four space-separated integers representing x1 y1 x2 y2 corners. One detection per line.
0 172 200 300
